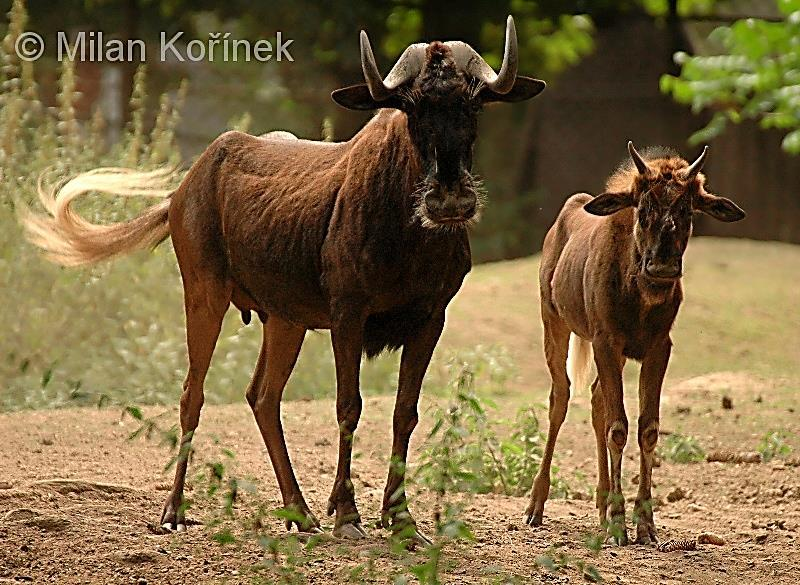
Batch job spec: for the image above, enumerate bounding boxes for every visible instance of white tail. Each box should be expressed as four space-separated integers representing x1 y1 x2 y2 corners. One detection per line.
22 167 177 266
566 333 594 392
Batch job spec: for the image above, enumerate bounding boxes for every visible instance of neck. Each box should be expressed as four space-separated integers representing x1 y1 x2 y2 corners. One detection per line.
349 110 421 211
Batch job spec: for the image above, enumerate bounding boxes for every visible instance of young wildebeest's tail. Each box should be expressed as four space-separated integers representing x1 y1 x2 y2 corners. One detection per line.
566 333 594 392
23 167 176 266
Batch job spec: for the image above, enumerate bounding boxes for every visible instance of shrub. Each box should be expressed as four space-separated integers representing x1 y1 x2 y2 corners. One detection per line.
758 430 793 463
416 362 568 497
658 433 705 464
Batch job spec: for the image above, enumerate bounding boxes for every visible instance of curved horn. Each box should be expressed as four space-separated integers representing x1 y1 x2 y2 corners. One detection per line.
360 31 426 101
492 15 519 94
628 141 651 175
445 15 518 94
683 145 709 179
360 30 391 101
383 43 427 91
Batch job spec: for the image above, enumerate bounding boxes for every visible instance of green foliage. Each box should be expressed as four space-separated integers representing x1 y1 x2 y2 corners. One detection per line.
641 0 718 17
429 345 517 398
417 364 567 497
484 6 594 77
0 1 406 411
536 545 603 582
758 429 793 462
382 2 595 80
658 432 706 463
662 1 800 153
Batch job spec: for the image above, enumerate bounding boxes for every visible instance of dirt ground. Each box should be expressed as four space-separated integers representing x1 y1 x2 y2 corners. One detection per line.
1 378 799 584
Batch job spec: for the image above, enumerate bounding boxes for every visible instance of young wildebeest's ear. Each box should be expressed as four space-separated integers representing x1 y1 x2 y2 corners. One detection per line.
583 191 634 216
331 84 403 111
694 191 746 222
480 76 546 103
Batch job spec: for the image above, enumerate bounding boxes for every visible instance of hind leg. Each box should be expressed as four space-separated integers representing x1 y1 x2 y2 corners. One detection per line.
160 276 229 530
590 377 610 524
593 338 628 545
246 315 319 533
634 337 670 545
525 314 570 526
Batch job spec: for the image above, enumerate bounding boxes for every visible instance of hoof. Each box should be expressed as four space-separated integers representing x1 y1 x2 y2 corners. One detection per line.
281 501 321 534
160 521 187 533
294 526 325 543
284 515 321 534
524 508 543 527
408 528 432 547
524 494 545 527
605 528 629 546
524 513 543 527
635 523 658 545
333 522 368 540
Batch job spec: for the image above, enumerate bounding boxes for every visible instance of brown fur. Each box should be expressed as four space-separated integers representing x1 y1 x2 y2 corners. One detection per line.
523 144 744 545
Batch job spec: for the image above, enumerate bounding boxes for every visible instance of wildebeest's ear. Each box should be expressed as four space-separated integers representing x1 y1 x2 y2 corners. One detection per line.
480 76 546 103
694 191 746 222
331 84 403 111
583 192 634 216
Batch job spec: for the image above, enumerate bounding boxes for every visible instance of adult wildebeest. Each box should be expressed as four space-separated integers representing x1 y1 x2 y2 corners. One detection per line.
24 17 545 542
523 142 744 544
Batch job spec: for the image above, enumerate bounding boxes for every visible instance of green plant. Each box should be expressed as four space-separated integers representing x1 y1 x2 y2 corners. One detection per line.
661 0 800 153
416 364 566 497
536 545 603 583
658 433 706 464
758 430 793 463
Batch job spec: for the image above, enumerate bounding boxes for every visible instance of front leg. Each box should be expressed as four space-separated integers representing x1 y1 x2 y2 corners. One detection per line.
380 310 445 545
634 336 670 545
593 337 628 545
327 305 367 539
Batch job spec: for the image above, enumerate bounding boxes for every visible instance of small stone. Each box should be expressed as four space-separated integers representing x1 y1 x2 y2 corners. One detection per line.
506 522 518 531
721 396 733 410
0 481 12 489
137 579 148 585
666 487 686 503
3 508 39 522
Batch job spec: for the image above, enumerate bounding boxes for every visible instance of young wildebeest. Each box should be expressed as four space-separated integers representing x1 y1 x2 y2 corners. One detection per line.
524 142 745 544
24 17 545 542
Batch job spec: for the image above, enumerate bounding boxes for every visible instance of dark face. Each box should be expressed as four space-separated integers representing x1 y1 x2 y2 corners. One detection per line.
634 178 694 281
583 149 745 284
404 82 482 227
331 33 546 230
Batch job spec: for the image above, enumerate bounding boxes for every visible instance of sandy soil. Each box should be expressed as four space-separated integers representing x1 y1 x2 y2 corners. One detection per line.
1 386 799 584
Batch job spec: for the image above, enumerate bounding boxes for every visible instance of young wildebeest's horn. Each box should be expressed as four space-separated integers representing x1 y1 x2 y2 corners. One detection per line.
446 15 519 94
683 145 709 179
360 31 426 101
628 141 651 175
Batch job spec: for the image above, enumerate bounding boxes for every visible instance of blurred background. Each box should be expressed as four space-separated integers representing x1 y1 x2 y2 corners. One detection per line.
0 0 797 411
